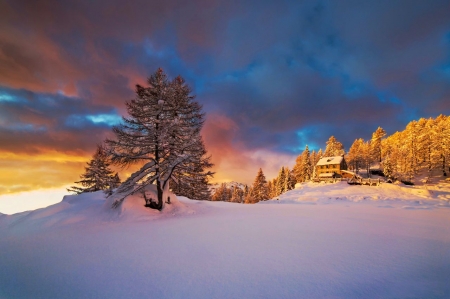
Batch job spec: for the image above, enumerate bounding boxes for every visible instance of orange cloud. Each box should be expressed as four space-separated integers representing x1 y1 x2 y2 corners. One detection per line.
203 113 296 184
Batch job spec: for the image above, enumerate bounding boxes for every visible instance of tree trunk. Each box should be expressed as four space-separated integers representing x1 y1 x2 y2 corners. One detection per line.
443 154 447 176
149 180 164 210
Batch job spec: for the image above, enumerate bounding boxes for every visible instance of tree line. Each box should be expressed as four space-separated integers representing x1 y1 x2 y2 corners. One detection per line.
211 115 450 203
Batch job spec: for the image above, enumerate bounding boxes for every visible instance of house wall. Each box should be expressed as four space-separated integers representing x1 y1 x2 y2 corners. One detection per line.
316 157 348 177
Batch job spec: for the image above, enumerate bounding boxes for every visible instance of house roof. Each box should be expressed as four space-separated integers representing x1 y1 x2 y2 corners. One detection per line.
316 156 344 166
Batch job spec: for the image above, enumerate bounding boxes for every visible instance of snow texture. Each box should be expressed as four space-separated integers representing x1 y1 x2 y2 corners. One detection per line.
316 155 344 166
1 182 449 299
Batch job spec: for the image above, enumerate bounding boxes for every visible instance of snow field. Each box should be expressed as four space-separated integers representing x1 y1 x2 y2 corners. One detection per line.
0 182 449 299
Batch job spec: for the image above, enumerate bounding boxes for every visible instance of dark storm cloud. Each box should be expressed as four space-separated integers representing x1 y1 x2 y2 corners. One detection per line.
0 87 119 154
1 0 450 187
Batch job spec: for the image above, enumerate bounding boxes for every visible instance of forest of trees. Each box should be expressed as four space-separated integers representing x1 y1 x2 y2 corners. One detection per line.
211 115 450 204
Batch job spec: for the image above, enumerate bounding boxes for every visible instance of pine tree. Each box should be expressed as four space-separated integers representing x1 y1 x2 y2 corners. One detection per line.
68 145 120 194
270 178 278 198
276 166 286 195
212 183 229 201
173 175 211 201
347 138 366 174
382 146 394 180
267 180 274 199
370 127 386 163
244 186 256 204
310 150 318 179
230 186 244 203
106 69 213 210
317 148 323 159
283 167 291 191
292 154 303 183
432 115 449 176
323 136 345 157
251 168 268 202
300 145 312 181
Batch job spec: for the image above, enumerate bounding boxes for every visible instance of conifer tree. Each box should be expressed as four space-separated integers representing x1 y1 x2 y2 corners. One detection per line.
317 148 323 159
370 127 386 163
382 147 394 180
267 180 274 199
270 178 278 198
106 69 213 210
347 138 364 173
276 166 286 195
251 168 268 202
300 145 312 181
230 186 244 203
173 175 211 201
310 150 318 179
68 145 120 194
212 183 229 201
244 186 256 204
324 136 345 157
293 154 303 183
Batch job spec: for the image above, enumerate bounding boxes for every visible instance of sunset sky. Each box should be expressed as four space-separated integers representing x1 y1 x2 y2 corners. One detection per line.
1 0 450 212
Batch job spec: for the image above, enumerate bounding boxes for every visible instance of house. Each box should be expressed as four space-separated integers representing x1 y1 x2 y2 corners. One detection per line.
316 155 350 179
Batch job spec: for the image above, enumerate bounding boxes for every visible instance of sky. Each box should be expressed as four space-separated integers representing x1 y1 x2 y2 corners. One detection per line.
1 0 450 212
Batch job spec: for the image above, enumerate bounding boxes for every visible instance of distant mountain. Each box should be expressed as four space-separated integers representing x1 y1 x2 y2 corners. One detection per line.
209 181 246 193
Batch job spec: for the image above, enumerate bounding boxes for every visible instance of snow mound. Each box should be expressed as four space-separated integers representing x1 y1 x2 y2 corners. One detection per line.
2 185 194 231
105 185 195 222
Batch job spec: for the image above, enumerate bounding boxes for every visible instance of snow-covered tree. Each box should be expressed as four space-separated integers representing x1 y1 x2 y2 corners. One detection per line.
268 178 277 198
382 146 394 180
172 175 211 201
68 145 120 194
282 167 294 191
212 183 231 201
275 166 286 196
310 150 318 179
230 186 244 203
323 136 345 157
301 145 312 182
251 168 268 202
347 138 363 173
370 127 386 163
293 154 303 183
431 115 450 176
317 148 323 159
293 145 312 183
106 69 213 210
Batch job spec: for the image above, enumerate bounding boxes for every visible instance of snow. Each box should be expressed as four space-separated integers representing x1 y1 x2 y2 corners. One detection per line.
1 182 450 298
316 156 344 166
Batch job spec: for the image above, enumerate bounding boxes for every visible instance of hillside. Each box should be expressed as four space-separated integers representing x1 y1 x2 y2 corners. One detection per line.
0 183 449 299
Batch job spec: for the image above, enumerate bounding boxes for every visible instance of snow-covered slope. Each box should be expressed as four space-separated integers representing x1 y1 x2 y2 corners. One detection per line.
266 181 450 209
1 185 193 231
0 182 449 299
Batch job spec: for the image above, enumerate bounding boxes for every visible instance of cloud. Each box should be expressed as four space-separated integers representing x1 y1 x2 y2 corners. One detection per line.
1 0 450 192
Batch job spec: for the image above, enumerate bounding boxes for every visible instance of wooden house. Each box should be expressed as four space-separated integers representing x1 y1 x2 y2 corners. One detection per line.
316 155 350 179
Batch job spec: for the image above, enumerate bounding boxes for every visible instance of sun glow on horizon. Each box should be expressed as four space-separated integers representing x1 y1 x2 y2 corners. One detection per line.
0 187 70 215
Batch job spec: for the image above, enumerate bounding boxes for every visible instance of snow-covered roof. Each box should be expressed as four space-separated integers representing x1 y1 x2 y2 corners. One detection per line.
317 156 344 166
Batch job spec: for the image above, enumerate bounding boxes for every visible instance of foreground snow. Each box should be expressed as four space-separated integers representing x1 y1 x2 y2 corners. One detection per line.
1 182 449 299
